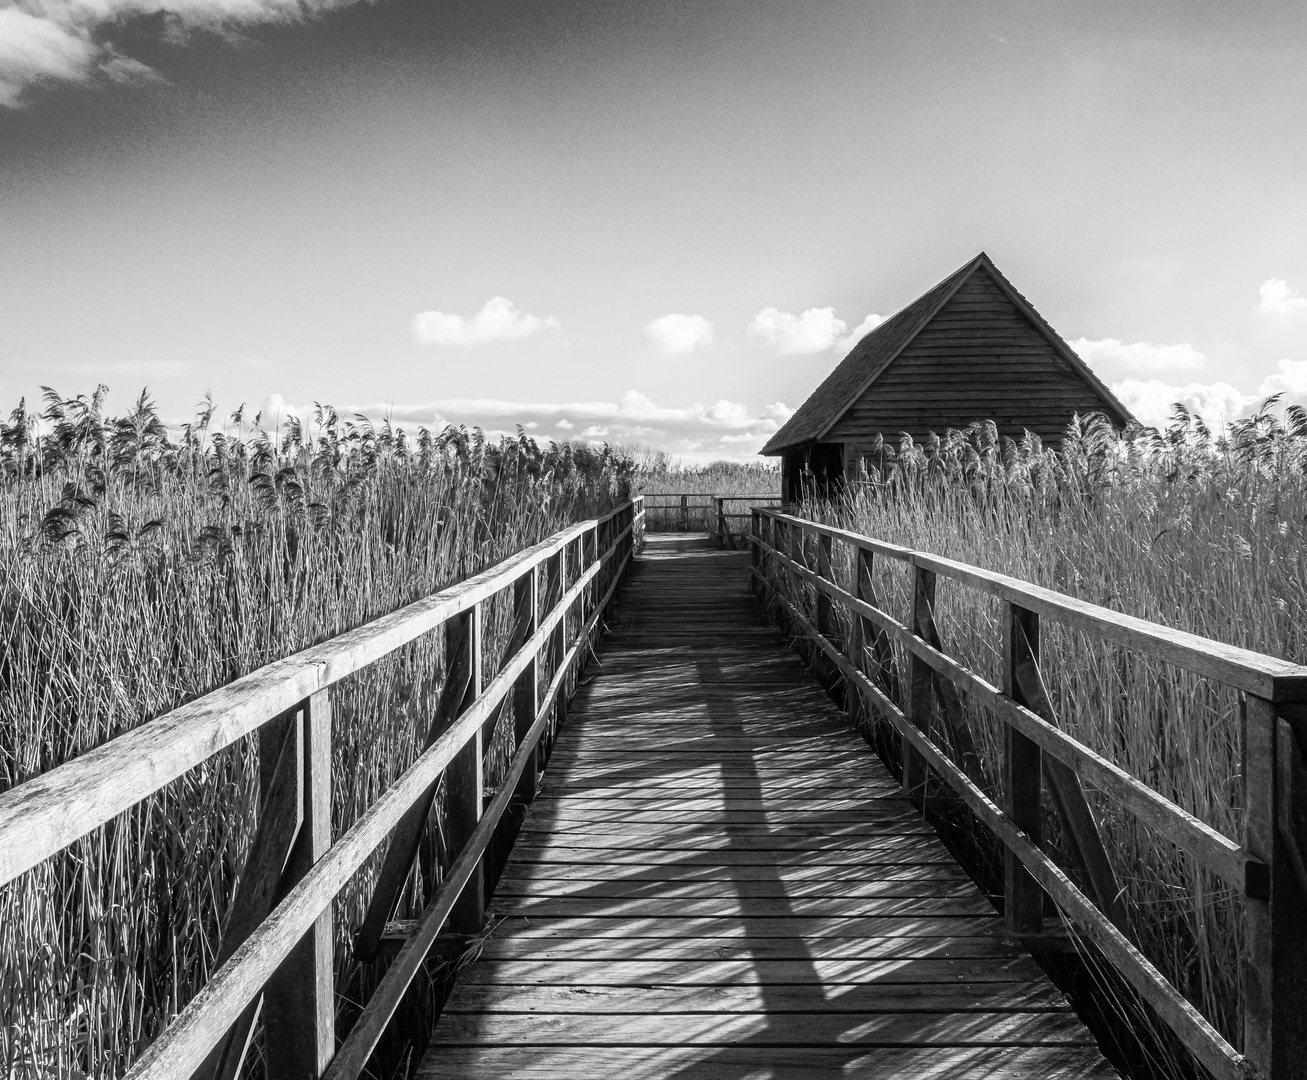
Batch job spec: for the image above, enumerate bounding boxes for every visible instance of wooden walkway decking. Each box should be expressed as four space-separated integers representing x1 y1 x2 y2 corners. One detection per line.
419 535 1117 1079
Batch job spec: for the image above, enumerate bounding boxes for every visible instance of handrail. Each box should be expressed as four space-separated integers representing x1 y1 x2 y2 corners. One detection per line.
749 506 1307 1080
0 497 644 1080
762 511 1307 701
637 493 781 547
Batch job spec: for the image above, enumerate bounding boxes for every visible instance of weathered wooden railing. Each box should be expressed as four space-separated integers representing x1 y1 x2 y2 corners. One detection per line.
750 507 1307 1080
639 491 780 545
0 498 643 1080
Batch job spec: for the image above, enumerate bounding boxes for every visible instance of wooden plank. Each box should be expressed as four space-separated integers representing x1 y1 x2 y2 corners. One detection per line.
444 981 1070 1013
488 916 1004 939
513 833 951 851
477 936 1030 962
417 1045 1118 1079
492 877 978 899
518 808 933 826
496 862 973 884
458 956 1045 985
493 896 995 918
423 535 1115 1080
430 1011 1095 1046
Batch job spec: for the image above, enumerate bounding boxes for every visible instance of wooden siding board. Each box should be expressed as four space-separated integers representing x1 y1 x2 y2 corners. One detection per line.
825 267 1119 445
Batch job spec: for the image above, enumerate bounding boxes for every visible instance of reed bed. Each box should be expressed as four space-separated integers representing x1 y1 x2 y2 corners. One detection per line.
632 453 780 498
801 399 1307 1061
0 388 634 1078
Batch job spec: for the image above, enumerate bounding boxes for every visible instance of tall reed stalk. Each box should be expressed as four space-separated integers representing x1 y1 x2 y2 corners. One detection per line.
807 400 1307 1054
0 387 634 1077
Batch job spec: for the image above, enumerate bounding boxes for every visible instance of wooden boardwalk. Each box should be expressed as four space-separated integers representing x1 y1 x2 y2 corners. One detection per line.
420 535 1117 1079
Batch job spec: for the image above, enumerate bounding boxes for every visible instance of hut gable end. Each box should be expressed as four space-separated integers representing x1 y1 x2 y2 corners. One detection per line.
826 266 1121 446
760 252 1133 457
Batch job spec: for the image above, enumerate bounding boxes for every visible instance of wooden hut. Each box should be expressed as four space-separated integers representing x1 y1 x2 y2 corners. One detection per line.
760 252 1134 501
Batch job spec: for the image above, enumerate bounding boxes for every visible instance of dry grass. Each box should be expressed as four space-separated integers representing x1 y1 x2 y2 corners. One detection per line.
800 401 1307 1057
0 388 633 1077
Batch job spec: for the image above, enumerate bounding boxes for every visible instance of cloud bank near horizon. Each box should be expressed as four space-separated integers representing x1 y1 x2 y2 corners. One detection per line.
253 389 794 462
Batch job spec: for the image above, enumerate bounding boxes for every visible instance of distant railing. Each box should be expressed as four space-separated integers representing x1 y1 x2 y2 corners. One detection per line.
0 498 644 1080
639 492 781 546
750 507 1307 1080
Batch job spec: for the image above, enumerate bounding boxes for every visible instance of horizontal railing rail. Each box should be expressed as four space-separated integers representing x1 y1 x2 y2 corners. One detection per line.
0 497 644 1080
749 507 1307 1080
638 492 781 546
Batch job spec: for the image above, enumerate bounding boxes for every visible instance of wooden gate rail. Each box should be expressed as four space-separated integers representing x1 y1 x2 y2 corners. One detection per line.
638 492 781 545
749 507 1307 1080
0 498 643 1080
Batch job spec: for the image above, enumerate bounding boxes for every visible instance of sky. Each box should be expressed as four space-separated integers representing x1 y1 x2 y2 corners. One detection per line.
2 0 1307 461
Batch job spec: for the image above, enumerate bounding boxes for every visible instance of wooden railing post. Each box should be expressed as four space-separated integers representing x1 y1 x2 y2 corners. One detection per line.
679 494 689 532
854 545 898 706
815 533 835 643
749 509 761 596
1009 607 1126 929
814 531 840 696
549 546 568 732
353 604 479 962
444 604 484 934
788 524 812 667
1002 602 1043 936
903 565 935 804
511 565 541 805
198 697 331 1080
843 540 864 732
1243 695 1307 1079
264 688 334 1079
715 497 726 548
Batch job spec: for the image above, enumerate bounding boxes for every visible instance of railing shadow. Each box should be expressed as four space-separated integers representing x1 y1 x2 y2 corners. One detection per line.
445 538 1084 1078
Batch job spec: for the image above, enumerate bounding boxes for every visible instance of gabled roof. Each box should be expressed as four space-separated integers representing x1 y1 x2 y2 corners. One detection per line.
760 252 1134 455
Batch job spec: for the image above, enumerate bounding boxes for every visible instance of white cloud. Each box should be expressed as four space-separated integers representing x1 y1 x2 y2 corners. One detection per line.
0 0 362 107
412 296 561 348
748 306 883 355
99 51 169 87
835 313 886 353
0 7 97 107
1258 359 1307 401
1111 378 1255 431
1258 279 1307 316
1071 337 1206 372
642 313 713 355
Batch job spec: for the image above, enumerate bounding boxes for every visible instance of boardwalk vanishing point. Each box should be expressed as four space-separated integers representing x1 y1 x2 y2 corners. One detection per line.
420 535 1117 1078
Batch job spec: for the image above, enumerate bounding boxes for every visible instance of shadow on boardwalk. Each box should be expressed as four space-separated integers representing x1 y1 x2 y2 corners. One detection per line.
418 535 1118 1079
